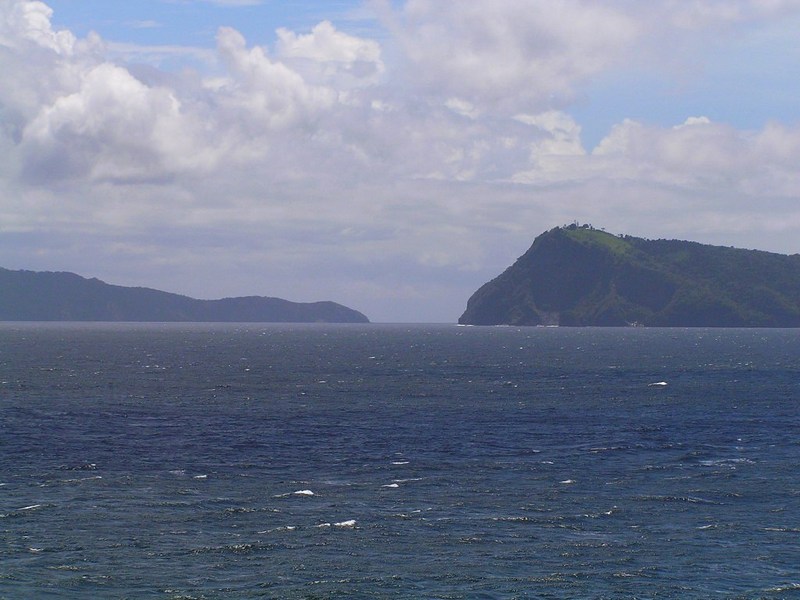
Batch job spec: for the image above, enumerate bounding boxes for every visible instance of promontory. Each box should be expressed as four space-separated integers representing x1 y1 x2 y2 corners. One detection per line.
0 267 369 323
459 224 800 327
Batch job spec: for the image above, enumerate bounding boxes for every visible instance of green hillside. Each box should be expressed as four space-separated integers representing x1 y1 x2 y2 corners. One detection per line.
459 224 800 327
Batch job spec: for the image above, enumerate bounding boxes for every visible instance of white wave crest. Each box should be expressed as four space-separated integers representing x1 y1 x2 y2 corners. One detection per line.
334 519 357 528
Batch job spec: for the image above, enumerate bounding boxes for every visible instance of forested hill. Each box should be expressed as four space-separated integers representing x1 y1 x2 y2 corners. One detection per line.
0 268 369 323
459 225 800 327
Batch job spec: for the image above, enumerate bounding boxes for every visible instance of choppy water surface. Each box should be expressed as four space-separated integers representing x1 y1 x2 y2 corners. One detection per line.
2 323 799 598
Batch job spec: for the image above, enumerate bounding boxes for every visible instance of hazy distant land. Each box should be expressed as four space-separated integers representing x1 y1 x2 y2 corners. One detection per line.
0 267 369 323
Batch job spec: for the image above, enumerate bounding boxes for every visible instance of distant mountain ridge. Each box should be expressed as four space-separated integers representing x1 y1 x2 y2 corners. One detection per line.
0 268 369 323
459 224 800 327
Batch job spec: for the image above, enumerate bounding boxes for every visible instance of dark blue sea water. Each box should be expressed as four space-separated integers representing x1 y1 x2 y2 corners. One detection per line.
2 323 800 599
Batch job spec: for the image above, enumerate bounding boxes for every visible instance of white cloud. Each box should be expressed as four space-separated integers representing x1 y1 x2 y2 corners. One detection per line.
277 20 380 64
755 121 800 165
214 26 337 131
510 111 586 184
517 111 585 159
0 0 75 54
445 98 479 120
276 20 384 85
591 117 769 190
21 62 218 182
386 0 638 112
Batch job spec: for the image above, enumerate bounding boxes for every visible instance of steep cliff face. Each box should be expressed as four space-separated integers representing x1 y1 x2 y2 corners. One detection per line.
459 226 800 327
0 268 369 323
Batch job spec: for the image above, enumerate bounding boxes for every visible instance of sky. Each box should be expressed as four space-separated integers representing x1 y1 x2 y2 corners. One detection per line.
1 0 800 322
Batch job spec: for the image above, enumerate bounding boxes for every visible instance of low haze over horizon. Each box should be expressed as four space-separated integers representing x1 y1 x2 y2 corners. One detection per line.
2 0 799 322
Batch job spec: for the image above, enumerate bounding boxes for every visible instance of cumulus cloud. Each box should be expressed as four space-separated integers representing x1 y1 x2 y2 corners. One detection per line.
510 111 585 184
386 0 638 113
6 0 797 192
276 20 384 85
20 62 219 183
590 117 784 193
0 0 75 53
214 26 337 131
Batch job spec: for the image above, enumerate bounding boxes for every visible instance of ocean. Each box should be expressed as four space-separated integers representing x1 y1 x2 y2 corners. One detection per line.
1 323 799 599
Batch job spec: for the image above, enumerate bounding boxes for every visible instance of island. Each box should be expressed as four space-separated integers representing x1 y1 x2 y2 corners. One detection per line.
0 267 369 323
459 224 800 327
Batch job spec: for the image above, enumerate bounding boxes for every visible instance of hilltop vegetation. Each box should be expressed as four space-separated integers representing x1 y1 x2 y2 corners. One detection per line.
459 224 800 327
